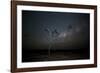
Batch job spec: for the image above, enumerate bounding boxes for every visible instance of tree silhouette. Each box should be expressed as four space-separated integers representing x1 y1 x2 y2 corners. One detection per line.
44 28 60 57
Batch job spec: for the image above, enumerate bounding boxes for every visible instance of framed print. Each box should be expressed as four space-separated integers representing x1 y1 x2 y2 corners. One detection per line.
11 1 97 73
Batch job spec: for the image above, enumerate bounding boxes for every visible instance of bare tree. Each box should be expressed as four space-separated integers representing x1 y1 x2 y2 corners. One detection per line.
44 28 60 57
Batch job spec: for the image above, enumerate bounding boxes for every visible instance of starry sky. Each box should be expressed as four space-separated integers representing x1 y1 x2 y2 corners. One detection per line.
22 10 90 50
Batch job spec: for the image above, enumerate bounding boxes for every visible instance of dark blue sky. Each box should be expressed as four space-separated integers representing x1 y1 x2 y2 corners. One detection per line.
22 10 90 50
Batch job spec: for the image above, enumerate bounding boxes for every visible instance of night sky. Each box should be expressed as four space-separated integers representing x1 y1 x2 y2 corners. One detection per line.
22 10 90 50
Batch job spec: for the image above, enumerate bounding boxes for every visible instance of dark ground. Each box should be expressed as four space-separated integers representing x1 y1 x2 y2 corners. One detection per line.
22 48 90 62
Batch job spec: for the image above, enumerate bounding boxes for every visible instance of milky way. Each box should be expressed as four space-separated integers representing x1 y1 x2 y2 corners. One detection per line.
22 10 90 50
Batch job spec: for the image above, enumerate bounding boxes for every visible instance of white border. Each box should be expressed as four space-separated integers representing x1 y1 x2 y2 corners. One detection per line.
17 5 94 68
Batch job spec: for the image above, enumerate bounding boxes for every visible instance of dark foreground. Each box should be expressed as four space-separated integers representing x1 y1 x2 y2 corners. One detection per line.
22 49 90 62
